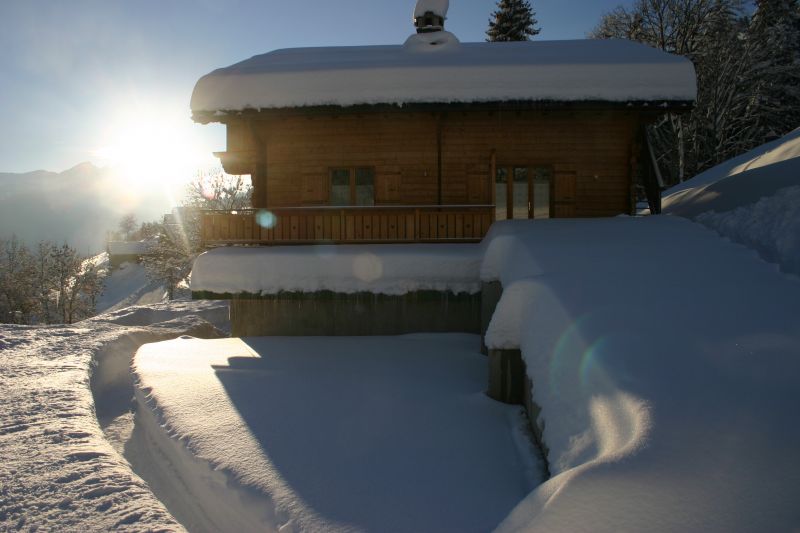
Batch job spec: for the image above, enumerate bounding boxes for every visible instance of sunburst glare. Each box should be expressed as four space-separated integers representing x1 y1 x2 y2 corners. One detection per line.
91 103 217 204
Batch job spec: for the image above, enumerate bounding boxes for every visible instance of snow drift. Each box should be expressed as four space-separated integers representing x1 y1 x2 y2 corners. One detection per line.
482 217 800 532
663 128 800 276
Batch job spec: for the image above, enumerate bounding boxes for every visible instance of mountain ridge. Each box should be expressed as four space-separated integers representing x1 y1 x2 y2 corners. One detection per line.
0 162 175 253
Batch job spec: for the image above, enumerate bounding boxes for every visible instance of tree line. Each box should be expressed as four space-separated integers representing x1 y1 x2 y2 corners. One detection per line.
0 170 251 325
0 237 103 325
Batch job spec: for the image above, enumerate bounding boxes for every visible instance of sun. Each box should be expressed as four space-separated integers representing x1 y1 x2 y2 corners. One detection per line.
92 106 217 200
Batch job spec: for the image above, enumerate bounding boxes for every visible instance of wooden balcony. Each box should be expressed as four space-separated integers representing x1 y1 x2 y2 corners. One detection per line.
201 205 495 246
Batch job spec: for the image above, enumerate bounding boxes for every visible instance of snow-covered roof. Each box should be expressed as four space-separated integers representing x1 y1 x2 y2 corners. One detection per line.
191 38 696 116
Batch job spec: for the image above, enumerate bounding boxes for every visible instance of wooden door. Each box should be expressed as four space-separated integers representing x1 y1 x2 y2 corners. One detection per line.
553 172 577 218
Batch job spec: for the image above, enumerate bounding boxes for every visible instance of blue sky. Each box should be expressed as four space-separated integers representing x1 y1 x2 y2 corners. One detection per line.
0 0 632 174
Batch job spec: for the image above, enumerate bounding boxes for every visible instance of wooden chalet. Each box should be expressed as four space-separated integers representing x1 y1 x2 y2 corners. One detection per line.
190 3 696 246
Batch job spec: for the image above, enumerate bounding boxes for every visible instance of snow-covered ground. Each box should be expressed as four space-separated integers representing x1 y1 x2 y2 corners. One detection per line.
0 302 228 531
145 215 800 532
663 128 800 276
134 334 541 533
3 136 800 531
93 254 167 314
483 217 800 532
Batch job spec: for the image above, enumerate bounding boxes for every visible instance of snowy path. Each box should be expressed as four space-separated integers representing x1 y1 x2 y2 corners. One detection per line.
134 334 542 533
0 304 226 532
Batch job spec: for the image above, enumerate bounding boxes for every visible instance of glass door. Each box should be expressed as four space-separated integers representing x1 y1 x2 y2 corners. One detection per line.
532 167 552 219
495 165 552 219
512 167 529 219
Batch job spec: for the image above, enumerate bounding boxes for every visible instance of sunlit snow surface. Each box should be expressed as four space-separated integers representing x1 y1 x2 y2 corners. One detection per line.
0 303 227 532
191 39 696 113
94 256 167 314
134 334 541 533
3 215 800 531
483 217 800 532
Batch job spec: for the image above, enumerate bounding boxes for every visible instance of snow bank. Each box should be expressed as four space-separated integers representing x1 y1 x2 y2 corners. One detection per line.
663 128 800 217
191 243 482 296
97 300 230 332
481 217 800 532
134 334 541 532
696 186 800 277
0 310 224 532
191 39 696 113
663 128 800 276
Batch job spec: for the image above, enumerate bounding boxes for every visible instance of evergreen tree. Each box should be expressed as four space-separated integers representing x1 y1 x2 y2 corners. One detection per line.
487 0 540 42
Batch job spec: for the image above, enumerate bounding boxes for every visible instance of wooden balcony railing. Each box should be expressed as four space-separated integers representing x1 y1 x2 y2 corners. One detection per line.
201 205 495 246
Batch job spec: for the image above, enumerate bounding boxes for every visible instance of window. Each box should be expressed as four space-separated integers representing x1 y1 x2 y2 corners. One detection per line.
329 167 375 206
330 169 351 206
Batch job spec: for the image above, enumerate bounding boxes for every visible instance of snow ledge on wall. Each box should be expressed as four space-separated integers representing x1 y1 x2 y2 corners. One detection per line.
190 244 483 296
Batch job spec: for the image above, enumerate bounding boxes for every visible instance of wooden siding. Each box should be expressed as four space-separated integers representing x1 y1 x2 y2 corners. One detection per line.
222 108 640 218
202 206 494 245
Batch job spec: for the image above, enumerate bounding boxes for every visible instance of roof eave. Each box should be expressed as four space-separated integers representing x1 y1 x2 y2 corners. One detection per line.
192 99 695 124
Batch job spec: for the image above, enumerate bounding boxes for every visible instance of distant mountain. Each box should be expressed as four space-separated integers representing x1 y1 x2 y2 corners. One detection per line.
0 163 174 253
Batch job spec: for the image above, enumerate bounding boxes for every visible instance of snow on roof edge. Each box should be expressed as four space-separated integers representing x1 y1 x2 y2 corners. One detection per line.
190 39 697 114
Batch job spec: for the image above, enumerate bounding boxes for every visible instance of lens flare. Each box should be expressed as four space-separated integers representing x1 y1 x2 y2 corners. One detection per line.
256 210 277 229
580 337 610 389
548 318 590 397
353 253 383 282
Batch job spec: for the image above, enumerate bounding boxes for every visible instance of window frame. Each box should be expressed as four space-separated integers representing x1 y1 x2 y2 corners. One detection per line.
495 164 554 220
328 166 376 206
